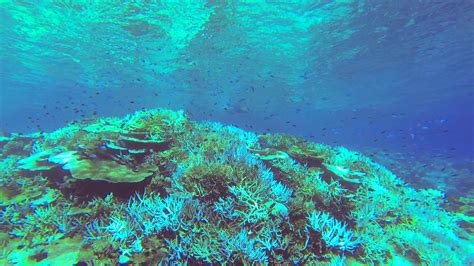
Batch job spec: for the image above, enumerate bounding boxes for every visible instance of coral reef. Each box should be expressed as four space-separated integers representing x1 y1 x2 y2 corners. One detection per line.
0 109 472 265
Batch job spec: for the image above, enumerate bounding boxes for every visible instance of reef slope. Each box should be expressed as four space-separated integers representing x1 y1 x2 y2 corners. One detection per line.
0 109 472 265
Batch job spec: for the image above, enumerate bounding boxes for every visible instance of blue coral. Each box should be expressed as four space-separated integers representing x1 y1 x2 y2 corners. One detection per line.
307 210 360 252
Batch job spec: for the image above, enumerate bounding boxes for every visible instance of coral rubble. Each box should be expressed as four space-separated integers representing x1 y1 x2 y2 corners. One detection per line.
0 109 472 265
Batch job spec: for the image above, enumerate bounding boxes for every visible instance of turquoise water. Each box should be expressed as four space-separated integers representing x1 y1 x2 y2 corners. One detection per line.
1 1 473 153
0 1 473 265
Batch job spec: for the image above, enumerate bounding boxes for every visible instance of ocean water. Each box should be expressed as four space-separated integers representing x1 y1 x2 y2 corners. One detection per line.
0 1 473 265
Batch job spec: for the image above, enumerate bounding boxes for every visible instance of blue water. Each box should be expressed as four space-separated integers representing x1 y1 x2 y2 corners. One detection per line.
0 1 473 173
1 2 474 264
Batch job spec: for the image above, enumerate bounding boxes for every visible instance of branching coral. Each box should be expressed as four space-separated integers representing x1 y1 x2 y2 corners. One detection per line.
307 211 360 252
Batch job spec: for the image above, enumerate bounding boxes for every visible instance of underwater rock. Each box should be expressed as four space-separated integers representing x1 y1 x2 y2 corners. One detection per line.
0 108 472 265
